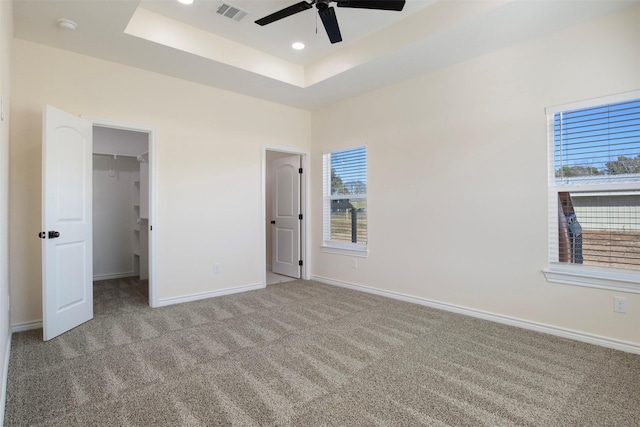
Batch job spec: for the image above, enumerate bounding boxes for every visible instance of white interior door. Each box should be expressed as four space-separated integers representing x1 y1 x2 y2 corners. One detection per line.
42 105 93 341
272 155 301 278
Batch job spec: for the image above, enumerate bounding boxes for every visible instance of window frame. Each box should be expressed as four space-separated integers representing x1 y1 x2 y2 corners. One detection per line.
543 90 640 294
321 146 369 257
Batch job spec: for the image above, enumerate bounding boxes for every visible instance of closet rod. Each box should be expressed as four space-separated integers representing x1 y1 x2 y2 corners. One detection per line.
93 152 137 159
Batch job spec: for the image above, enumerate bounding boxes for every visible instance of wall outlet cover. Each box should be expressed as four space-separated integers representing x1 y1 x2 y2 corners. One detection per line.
613 296 627 313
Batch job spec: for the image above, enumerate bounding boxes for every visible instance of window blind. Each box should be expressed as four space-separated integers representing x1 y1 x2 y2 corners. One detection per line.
323 147 367 246
554 99 640 184
551 98 640 271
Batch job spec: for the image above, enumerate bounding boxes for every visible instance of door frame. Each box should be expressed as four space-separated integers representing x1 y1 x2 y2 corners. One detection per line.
87 116 159 307
262 145 310 285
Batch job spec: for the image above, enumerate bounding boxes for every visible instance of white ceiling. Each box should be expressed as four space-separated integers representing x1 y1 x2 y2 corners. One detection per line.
12 0 639 111
140 0 435 65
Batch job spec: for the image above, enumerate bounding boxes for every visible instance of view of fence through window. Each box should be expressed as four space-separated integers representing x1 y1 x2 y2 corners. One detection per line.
554 98 640 271
329 147 367 244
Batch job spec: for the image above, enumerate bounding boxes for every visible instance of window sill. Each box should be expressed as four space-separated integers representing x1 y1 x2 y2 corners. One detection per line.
321 244 368 258
543 264 640 294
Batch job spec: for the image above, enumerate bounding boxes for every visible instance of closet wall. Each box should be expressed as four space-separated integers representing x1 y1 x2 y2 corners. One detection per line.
93 155 138 279
93 126 149 281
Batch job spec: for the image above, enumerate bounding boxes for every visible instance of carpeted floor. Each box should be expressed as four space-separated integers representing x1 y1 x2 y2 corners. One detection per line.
4 278 640 426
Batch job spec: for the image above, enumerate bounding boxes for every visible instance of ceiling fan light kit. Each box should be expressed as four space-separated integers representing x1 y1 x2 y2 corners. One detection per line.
255 0 406 44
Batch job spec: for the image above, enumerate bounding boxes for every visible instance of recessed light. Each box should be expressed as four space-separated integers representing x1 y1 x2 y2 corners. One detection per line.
292 42 305 50
178 0 194 4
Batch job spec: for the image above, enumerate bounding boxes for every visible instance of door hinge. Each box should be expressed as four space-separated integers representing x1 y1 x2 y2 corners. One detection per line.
298 167 303 174
298 260 303 266
298 214 303 220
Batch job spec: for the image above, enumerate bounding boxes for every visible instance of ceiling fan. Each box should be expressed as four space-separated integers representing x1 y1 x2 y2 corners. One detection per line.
255 0 406 44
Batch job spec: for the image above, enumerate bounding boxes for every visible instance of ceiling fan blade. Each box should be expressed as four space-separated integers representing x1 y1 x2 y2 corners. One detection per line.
255 1 314 26
336 0 405 11
318 7 343 44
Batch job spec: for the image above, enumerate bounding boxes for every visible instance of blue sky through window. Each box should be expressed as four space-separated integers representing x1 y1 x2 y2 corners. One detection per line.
554 99 640 177
331 146 367 195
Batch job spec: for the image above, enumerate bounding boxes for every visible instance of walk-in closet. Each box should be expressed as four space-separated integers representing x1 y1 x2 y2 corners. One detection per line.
92 126 149 286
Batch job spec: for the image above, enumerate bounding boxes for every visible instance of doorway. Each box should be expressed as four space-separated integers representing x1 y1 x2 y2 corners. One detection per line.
92 126 150 313
42 106 158 340
264 148 308 285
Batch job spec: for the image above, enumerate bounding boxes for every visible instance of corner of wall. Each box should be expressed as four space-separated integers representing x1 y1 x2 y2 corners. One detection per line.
0 0 13 424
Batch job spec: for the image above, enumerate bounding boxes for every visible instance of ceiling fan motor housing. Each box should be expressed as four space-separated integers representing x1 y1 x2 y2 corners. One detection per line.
316 0 330 11
255 0 406 44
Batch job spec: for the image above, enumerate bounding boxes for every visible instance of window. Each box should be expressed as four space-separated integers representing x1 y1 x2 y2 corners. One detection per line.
544 92 640 292
322 146 367 255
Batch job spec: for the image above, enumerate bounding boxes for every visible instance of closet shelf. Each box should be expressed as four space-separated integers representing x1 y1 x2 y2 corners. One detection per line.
134 157 148 281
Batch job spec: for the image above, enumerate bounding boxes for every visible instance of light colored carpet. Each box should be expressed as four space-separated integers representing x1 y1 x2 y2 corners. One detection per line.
4 278 640 426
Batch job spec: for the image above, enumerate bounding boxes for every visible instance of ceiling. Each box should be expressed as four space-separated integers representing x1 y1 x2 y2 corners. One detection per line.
140 0 435 65
12 0 639 111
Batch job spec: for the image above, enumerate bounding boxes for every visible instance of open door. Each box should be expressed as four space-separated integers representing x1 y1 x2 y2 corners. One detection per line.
42 105 93 341
272 155 301 278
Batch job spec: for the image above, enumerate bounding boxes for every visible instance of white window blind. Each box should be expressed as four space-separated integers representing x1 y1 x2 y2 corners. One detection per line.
323 147 367 248
554 98 640 185
550 97 640 272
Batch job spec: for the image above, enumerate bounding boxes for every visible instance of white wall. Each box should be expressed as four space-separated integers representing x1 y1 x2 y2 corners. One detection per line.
0 0 11 422
311 6 640 345
10 39 310 325
93 155 138 280
93 126 148 157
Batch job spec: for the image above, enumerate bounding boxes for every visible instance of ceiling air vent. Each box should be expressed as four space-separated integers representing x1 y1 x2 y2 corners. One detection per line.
216 2 249 22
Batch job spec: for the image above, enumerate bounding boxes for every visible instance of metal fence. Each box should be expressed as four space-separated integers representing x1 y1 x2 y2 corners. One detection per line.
331 209 367 244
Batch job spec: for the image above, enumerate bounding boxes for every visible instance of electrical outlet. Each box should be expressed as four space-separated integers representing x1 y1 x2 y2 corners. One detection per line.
351 259 358 269
214 263 221 275
613 296 627 313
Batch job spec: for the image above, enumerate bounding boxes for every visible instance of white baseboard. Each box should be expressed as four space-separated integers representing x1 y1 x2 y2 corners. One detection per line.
311 275 640 355
11 320 42 333
93 272 137 281
0 330 11 426
156 282 265 307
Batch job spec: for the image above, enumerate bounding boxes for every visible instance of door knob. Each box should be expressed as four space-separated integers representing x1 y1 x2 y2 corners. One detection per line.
38 231 46 239
48 231 60 239
270 220 276 224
